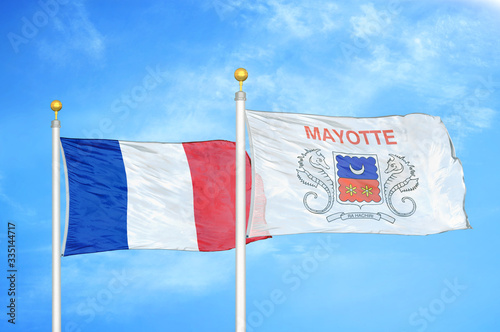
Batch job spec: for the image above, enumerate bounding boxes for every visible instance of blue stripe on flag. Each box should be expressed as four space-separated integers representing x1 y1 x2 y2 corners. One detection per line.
61 138 129 256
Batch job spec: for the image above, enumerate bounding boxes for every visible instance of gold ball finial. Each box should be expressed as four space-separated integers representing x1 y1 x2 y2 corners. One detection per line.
234 68 248 91
234 68 248 82
51 100 62 120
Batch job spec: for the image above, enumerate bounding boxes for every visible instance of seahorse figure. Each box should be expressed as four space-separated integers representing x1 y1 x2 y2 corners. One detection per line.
384 154 419 217
296 149 335 214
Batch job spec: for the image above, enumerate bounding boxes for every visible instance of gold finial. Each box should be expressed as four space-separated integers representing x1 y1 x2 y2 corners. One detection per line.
234 68 248 91
51 100 62 120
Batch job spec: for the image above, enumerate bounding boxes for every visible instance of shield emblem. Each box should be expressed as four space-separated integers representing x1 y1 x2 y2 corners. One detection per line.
334 153 383 207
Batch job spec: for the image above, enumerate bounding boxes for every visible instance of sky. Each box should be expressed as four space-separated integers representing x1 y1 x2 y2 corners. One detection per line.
1 0 499 331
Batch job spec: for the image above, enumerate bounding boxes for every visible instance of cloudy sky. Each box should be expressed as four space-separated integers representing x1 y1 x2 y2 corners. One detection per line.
1 0 499 331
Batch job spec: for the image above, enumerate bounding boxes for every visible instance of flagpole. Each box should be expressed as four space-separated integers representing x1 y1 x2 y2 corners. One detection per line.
51 100 62 332
234 68 248 332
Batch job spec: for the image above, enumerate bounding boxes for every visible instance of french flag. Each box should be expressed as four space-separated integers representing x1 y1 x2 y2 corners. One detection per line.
60 138 267 256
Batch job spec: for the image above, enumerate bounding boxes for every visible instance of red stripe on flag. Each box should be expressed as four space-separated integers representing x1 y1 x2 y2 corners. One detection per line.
183 140 268 251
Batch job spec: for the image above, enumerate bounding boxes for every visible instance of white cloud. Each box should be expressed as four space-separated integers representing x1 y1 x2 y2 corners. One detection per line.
450 0 500 10
409 37 438 61
442 105 496 151
37 0 105 64
229 44 276 64
350 3 393 39
464 107 496 129
207 0 339 39
444 106 496 131
339 2 499 128
265 0 339 38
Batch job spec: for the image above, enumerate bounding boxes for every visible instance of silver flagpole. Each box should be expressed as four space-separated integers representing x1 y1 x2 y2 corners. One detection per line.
51 100 62 332
234 68 248 332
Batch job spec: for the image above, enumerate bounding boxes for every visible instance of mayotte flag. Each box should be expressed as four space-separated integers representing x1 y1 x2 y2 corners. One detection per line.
245 109 470 237
60 138 269 256
335 154 381 204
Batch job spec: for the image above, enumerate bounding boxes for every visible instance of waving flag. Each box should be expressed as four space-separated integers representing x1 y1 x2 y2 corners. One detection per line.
61 138 267 256
245 110 470 238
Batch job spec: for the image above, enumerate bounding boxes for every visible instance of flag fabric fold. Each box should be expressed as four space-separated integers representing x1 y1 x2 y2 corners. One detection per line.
61 138 267 256
245 110 470 238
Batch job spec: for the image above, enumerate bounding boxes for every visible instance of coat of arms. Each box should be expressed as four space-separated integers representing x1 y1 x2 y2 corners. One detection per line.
296 149 419 224
334 154 382 207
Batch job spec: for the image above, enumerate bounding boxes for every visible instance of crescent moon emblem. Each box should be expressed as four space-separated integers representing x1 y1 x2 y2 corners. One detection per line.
349 164 365 175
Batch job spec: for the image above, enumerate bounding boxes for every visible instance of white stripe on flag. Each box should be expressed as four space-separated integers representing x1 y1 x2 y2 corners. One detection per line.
120 141 199 250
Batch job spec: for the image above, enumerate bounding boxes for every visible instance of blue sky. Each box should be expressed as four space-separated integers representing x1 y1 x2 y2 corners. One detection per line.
1 0 499 331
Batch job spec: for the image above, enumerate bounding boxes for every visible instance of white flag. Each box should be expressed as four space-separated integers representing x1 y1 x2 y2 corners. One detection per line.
246 110 470 238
